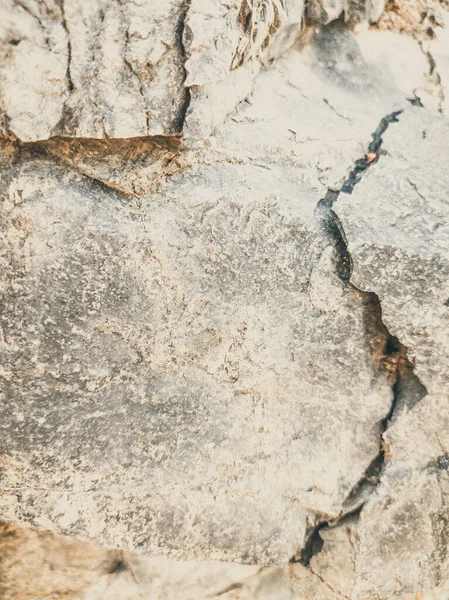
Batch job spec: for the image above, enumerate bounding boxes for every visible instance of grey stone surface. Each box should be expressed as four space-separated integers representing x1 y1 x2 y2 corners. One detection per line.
290 393 449 599
286 35 449 600
0 143 394 564
0 26 427 565
1 5 449 599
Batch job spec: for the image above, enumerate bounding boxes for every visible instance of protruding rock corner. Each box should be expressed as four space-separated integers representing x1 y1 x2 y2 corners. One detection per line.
1 0 449 598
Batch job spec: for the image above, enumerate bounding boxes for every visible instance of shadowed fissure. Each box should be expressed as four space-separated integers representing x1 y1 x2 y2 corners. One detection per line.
175 0 192 132
292 109 429 567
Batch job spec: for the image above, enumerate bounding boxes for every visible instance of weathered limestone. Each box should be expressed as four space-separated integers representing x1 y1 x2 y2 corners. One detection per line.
0 118 394 564
290 393 449 599
0 0 189 140
1 0 449 597
183 0 305 140
0 25 429 566
288 62 449 600
0 0 390 143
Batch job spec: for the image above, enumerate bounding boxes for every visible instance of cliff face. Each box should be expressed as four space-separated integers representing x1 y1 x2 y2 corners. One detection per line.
1 1 449 599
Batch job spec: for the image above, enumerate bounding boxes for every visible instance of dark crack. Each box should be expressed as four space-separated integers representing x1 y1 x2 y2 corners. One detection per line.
60 0 74 92
16 1 45 30
323 97 352 121
291 109 429 567
175 0 192 132
295 506 362 567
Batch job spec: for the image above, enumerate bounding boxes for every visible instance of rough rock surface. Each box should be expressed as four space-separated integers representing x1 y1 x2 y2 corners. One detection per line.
283 98 449 600
286 40 449 600
1 0 449 598
0 24 431 566
336 109 449 398
0 0 388 142
0 0 189 140
290 392 449 599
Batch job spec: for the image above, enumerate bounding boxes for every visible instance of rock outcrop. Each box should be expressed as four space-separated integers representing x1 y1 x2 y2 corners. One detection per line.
1 0 449 598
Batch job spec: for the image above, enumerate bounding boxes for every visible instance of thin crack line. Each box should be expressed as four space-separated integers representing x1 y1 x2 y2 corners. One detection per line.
60 0 74 92
323 97 352 122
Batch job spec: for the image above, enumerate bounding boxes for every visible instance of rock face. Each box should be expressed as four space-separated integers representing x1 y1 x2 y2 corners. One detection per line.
0 0 189 140
0 0 387 142
0 70 395 563
0 21 424 566
1 0 449 598
290 104 449 600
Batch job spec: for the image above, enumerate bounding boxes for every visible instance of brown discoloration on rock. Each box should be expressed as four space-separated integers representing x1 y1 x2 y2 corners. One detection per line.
374 0 449 40
10 135 185 197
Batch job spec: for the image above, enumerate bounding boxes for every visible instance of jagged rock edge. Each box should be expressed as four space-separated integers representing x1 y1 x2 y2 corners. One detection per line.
291 108 430 567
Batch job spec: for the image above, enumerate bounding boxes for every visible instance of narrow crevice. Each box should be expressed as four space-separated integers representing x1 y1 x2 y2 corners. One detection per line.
293 522 325 566
174 0 192 132
293 505 363 567
341 335 410 512
59 0 74 92
291 109 429 567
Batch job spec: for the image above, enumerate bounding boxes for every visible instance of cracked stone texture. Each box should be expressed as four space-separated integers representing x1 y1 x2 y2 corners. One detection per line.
0 26 430 567
286 42 449 600
0 0 189 140
0 116 392 562
290 393 449 599
1 6 449 600
0 0 390 143
335 109 449 398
